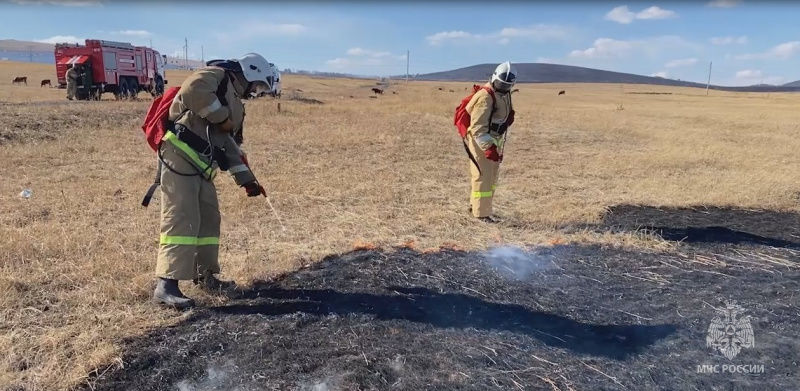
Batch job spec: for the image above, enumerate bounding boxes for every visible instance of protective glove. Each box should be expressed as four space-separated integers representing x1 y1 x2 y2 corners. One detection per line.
485 145 501 162
242 180 266 197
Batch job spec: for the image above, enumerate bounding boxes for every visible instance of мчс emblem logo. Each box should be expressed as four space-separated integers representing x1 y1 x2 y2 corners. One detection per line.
706 299 754 360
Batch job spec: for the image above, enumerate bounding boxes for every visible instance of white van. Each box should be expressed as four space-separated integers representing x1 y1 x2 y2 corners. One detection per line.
269 63 281 98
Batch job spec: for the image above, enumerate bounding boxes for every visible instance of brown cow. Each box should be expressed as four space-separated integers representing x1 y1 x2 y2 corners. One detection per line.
511 88 519 93
12 76 27 85
371 87 383 95
558 90 565 95
41 79 51 87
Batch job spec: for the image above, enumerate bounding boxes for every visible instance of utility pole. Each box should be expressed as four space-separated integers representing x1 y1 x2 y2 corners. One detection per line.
706 61 712 96
405 50 409 84
184 38 188 70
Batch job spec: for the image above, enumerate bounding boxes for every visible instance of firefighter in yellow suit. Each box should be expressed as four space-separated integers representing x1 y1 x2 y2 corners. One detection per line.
65 64 79 100
153 53 273 309
465 62 516 223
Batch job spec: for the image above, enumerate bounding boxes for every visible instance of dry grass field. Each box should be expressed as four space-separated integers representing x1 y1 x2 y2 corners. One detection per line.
1 60 799 390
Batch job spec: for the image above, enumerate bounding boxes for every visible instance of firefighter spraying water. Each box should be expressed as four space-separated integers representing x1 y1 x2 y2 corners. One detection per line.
454 61 517 223
140 52 278 309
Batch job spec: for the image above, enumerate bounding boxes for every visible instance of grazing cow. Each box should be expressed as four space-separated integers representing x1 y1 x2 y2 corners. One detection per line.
392 91 397 95
438 87 443 91
449 89 454 92
41 79 51 88
371 87 383 95
12 76 27 85
558 90 565 95
511 88 519 93
369 96 377 99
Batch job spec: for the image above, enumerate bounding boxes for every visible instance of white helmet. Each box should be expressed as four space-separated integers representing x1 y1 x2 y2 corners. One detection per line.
490 61 517 93
236 52 273 96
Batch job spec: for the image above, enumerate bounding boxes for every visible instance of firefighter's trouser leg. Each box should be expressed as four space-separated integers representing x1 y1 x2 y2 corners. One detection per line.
155 145 221 281
66 82 76 99
467 136 501 218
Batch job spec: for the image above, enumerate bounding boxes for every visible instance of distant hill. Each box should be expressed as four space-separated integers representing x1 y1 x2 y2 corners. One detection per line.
0 39 54 52
782 80 800 87
409 63 800 93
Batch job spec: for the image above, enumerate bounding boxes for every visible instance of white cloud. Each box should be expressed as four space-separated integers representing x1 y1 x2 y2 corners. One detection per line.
326 57 384 67
569 38 636 59
735 69 783 85
425 31 472 45
215 21 307 44
604 6 677 24
242 22 306 36
347 47 390 58
710 36 748 45
7 0 102 6
425 24 570 46
735 41 800 60
325 48 406 71
735 69 761 79
650 72 668 78
636 6 678 20
665 58 698 68
569 36 700 60
35 35 83 44
708 0 742 8
113 30 153 37
604 6 636 24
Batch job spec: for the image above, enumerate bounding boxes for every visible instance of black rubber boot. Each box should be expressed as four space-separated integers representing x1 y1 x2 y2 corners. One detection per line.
193 270 239 297
152 278 195 309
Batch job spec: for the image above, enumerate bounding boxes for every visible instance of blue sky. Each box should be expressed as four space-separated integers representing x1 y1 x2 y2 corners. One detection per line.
1 0 798 85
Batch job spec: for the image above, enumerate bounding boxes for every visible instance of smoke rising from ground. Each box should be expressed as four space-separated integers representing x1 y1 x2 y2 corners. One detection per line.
482 245 558 280
174 361 243 391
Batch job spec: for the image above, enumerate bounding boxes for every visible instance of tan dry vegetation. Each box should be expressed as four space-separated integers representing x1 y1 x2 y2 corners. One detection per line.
1 61 800 390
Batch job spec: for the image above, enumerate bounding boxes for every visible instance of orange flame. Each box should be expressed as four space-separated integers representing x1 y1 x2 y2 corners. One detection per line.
353 239 376 250
402 239 416 249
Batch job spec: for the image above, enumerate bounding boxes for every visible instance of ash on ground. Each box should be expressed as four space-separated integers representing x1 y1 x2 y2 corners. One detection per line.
85 236 799 391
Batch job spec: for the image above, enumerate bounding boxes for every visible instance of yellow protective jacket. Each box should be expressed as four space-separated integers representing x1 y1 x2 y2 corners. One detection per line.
465 83 514 151
165 66 255 186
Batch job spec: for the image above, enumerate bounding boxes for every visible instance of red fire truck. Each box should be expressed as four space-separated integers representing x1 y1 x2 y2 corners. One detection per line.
54 39 167 100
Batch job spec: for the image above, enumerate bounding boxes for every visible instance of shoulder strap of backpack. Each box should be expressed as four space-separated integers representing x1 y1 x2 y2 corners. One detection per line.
482 86 497 127
216 72 229 106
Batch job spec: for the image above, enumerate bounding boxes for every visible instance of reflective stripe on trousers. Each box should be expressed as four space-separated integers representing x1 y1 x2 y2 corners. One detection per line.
472 184 498 199
160 234 220 246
